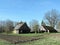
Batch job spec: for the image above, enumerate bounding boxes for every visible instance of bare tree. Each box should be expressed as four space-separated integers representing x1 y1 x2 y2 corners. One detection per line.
5 20 14 33
0 21 5 32
44 9 60 28
29 20 39 33
0 20 17 33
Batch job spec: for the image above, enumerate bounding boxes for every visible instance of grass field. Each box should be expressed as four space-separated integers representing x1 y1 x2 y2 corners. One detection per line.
0 33 60 45
1 33 43 37
19 33 60 45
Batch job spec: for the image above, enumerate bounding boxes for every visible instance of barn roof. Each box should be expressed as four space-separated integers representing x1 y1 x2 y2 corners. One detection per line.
14 22 25 30
42 25 57 32
43 26 55 30
40 26 46 31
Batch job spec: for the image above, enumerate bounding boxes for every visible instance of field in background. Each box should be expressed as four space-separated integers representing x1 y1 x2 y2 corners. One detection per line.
1 33 46 37
0 33 60 45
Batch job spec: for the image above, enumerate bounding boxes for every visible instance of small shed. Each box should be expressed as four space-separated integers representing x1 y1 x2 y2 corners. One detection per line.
40 25 57 33
13 22 30 34
39 26 46 33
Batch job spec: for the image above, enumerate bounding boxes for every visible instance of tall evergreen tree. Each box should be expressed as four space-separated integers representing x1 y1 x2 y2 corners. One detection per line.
41 20 46 26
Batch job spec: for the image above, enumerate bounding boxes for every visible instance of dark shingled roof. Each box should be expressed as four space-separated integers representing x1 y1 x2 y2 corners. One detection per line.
42 25 57 32
14 22 24 30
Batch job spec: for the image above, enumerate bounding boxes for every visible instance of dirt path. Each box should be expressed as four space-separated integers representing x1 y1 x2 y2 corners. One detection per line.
0 34 44 44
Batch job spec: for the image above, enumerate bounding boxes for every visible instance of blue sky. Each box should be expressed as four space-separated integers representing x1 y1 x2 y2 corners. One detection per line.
0 0 60 23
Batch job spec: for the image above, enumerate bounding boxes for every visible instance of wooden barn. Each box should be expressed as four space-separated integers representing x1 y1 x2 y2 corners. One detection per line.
13 22 30 34
40 25 57 33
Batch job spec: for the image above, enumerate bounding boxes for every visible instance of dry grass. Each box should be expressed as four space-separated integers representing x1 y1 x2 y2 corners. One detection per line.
0 33 60 45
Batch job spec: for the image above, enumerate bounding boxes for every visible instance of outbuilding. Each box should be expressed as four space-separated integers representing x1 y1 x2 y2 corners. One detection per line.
40 25 57 33
13 22 30 34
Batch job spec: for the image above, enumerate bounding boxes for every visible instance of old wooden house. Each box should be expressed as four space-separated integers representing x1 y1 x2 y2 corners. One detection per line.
13 22 30 34
40 25 57 33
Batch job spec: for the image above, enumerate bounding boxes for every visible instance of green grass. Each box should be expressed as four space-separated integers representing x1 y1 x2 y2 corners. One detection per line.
0 33 60 45
1 33 43 37
9 33 42 37
19 33 60 45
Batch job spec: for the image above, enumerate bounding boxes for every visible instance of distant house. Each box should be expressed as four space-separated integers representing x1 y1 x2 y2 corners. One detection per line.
40 25 57 33
13 22 30 34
